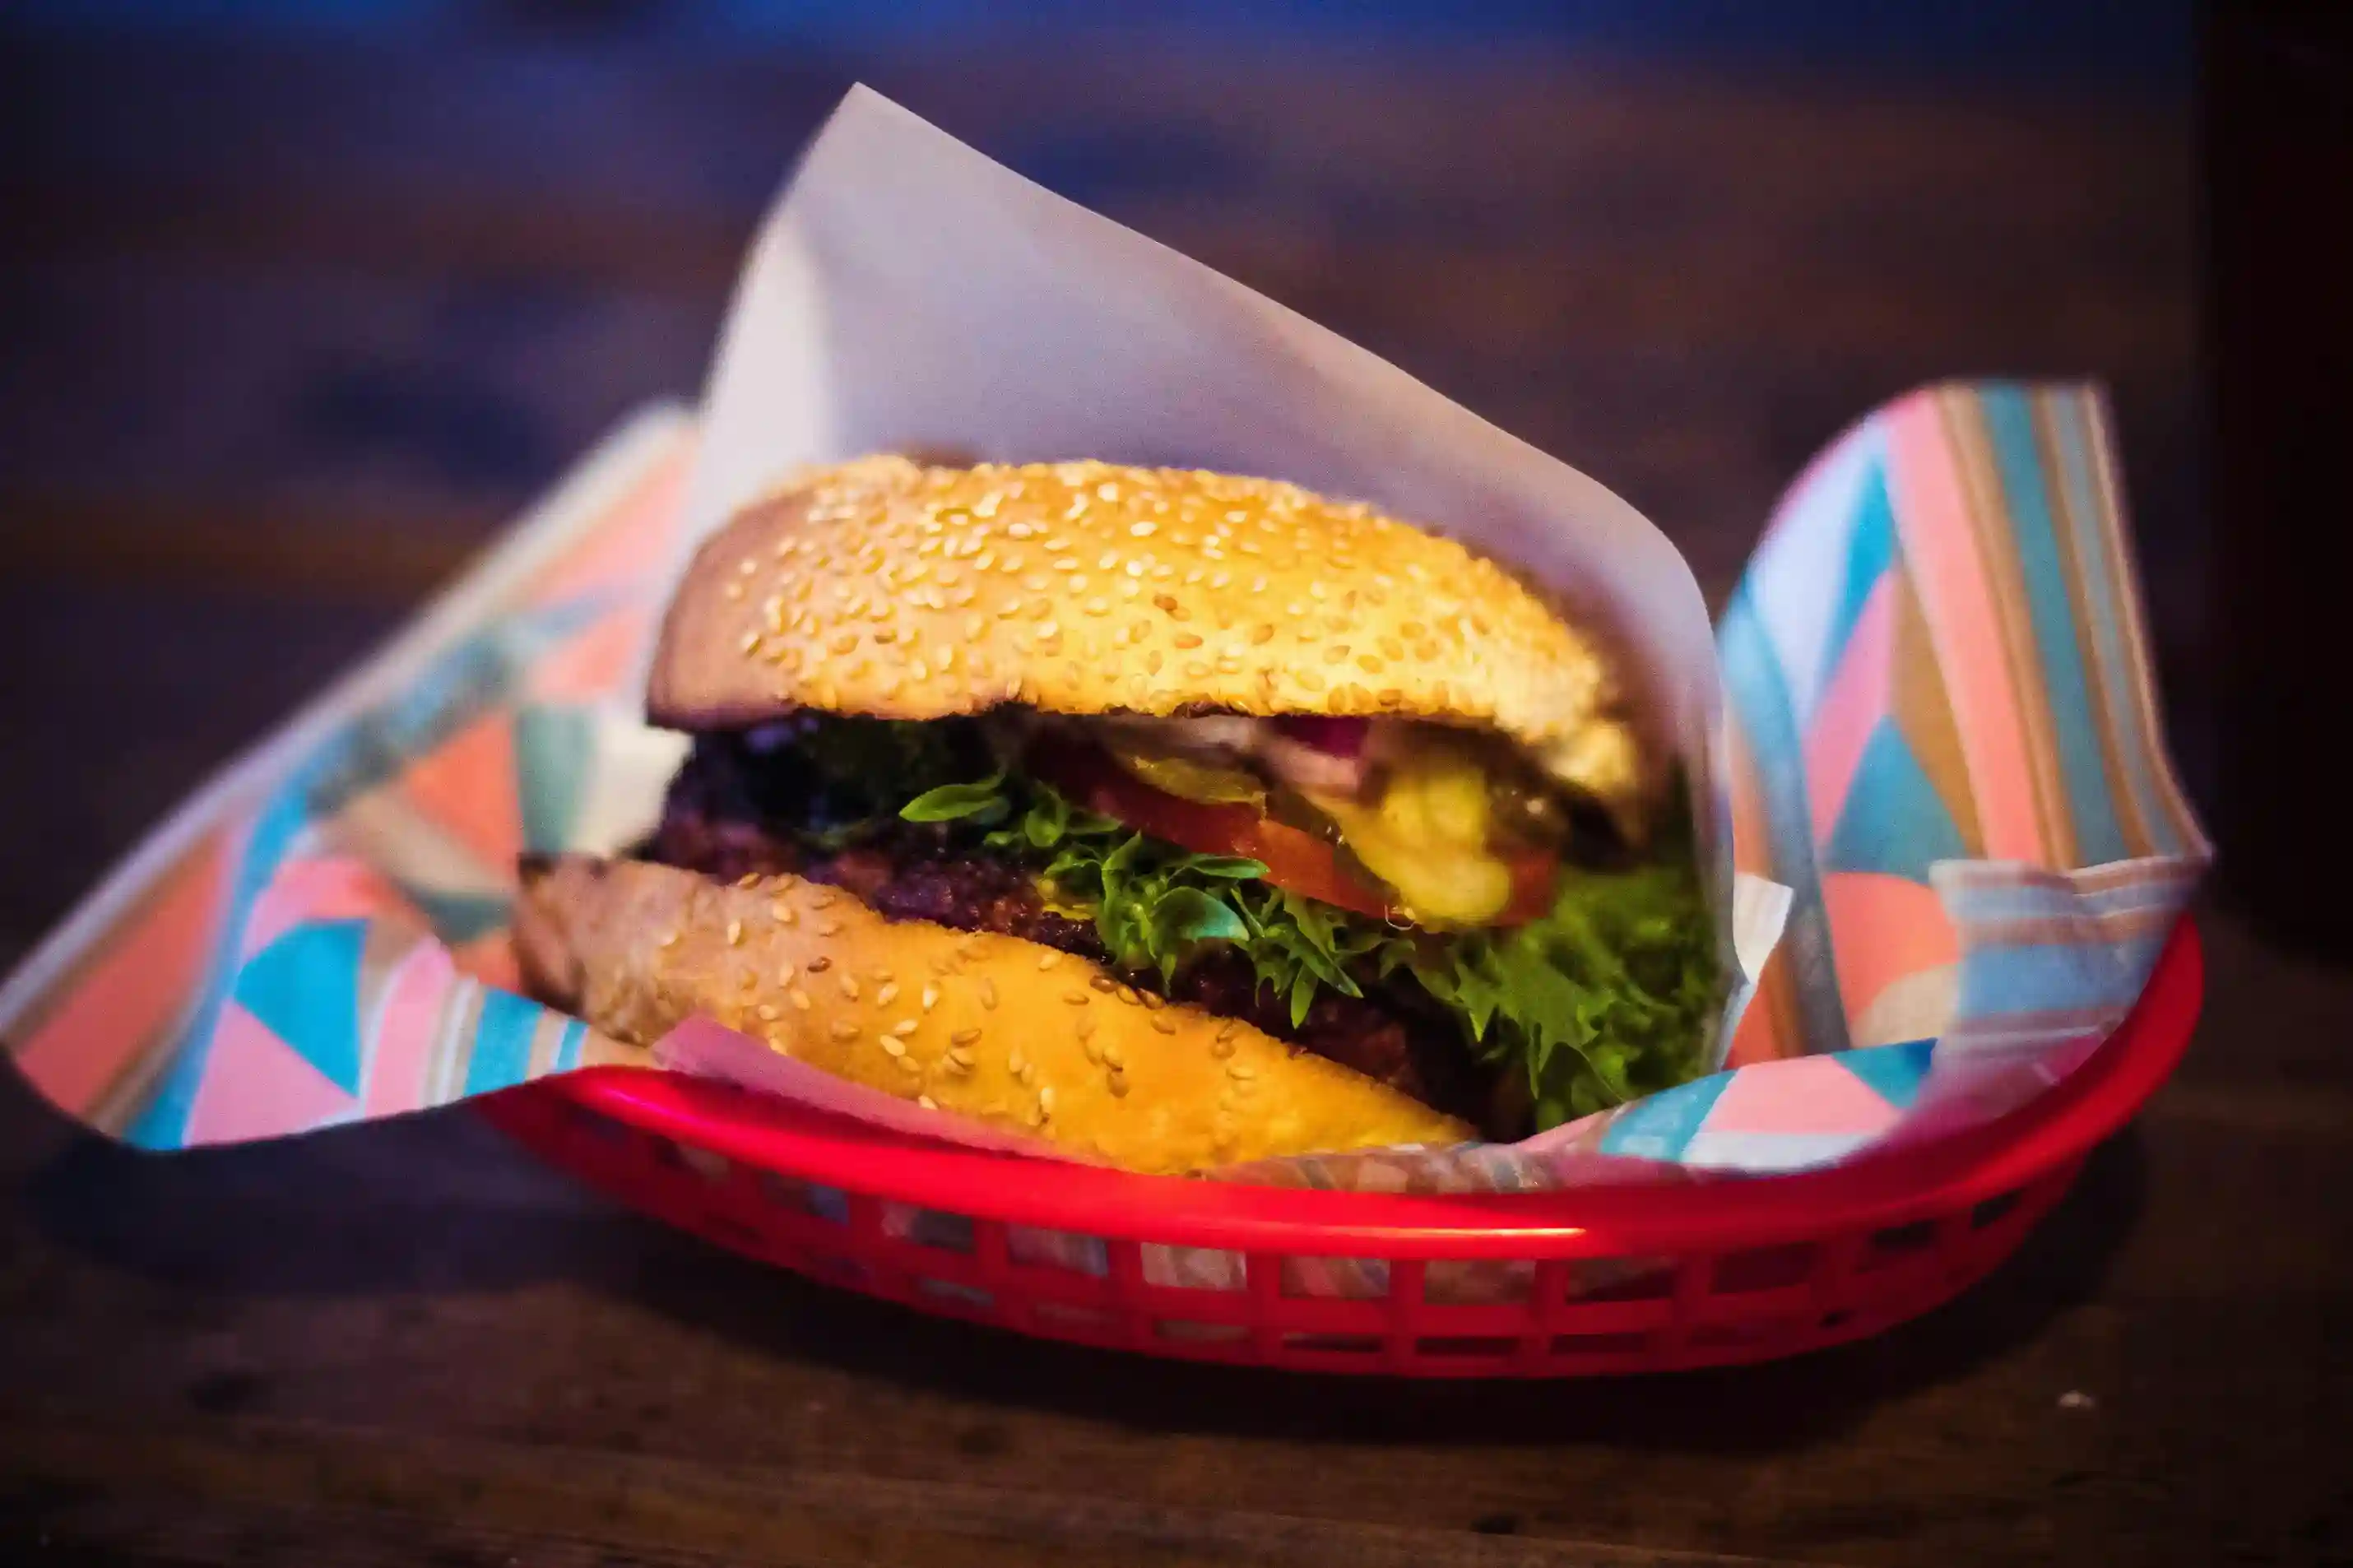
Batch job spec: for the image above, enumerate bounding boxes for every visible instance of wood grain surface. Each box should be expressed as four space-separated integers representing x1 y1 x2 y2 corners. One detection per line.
3 16 2341 1568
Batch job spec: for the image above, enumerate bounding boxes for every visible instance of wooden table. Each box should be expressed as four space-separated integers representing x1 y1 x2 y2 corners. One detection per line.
5 21 2346 1567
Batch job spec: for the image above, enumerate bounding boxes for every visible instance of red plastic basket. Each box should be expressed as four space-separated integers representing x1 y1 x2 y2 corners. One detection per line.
482 921 2202 1377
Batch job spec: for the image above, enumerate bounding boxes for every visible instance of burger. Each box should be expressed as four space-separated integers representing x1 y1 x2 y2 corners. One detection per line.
514 457 1718 1174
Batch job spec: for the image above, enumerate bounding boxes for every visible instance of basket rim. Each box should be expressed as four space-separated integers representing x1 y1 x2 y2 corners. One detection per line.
526 919 2202 1261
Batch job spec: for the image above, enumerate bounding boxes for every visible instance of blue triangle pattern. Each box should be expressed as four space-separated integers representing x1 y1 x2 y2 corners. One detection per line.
1836 1039 1936 1110
1596 1067 1734 1162
515 703 595 854
1823 721 1968 884
1822 457 1899 685
230 918 369 1095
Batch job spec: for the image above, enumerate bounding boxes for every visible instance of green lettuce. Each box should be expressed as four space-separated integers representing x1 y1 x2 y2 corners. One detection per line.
898 760 1720 1130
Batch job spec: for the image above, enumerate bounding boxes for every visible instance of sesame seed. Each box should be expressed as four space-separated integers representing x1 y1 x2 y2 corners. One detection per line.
898 1055 921 1075
882 1037 907 1058
1325 644 1350 665
918 1095 938 1111
829 1021 860 1042
1019 1062 1038 1086
725 920 744 946
978 979 998 1008
1081 1037 1105 1065
805 954 832 972
875 981 900 1007
756 1004 780 1022
1227 1060 1256 1079
1209 1037 1236 1060
724 580 746 601
1150 1014 1177 1035
921 986 940 1012
1038 1085 1056 1115
1100 1041 1125 1068
891 1019 918 1037
1062 990 1090 1006
1251 623 1275 644
657 929 680 949
837 974 861 1001
951 1028 982 1046
945 1052 974 1074
790 987 812 1011
1008 1050 1026 1074
817 920 842 938
1037 952 1062 972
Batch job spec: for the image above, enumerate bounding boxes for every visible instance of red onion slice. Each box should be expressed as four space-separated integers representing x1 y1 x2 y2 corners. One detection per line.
1270 716 1371 757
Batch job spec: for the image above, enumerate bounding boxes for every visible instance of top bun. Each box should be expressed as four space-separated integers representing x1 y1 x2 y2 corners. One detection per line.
649 457 1646 805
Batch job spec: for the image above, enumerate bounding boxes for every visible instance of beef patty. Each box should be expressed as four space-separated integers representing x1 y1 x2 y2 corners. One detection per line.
639 735 1493 1127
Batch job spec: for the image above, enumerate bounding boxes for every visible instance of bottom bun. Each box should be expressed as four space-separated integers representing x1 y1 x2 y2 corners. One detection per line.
514 856 1472 1174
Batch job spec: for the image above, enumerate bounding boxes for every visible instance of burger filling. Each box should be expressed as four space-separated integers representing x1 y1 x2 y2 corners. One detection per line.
642 712 1716 1139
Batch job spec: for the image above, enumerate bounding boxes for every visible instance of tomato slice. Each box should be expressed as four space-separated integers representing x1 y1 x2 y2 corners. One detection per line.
1031 739 1558 928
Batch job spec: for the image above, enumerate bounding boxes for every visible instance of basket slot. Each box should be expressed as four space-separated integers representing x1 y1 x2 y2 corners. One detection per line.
971 1220 1033 1336
1105 1241 1152 1350
1516 1260 1571 1370
1858 1217 1940 1269
1382 1259 1427 1371
1409 1335 1521 1375
1245 1253 1286 1361
1690 1284 1817 1329
1138 1245 1247 1292
1651 1254 1718 1357
1970 1189 2024 1230
1152 1319 1252 1348
1711 1241 1817 1294
1686 1315 1817 1356
913 1277 996 1315
1544 1329 1655 1372
878 1203 977 1255
1547 1297 1678 1337
843 1195 903 1304
1564 1255 1677 1302
1278 1255 1392 1301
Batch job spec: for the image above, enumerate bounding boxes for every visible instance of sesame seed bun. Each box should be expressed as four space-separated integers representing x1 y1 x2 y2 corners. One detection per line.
515 855 1473 1174
648 457 1650 816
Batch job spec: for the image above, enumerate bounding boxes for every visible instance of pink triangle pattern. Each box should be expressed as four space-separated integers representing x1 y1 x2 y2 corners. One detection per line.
183 999 358 1146
528 604 654 703
397 709 522 873
239 854 407 963
364 938 459 1119
1803 574 1897 847
1691 1051 1905 1138
1821 871 1958 1038
526 443 690 605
